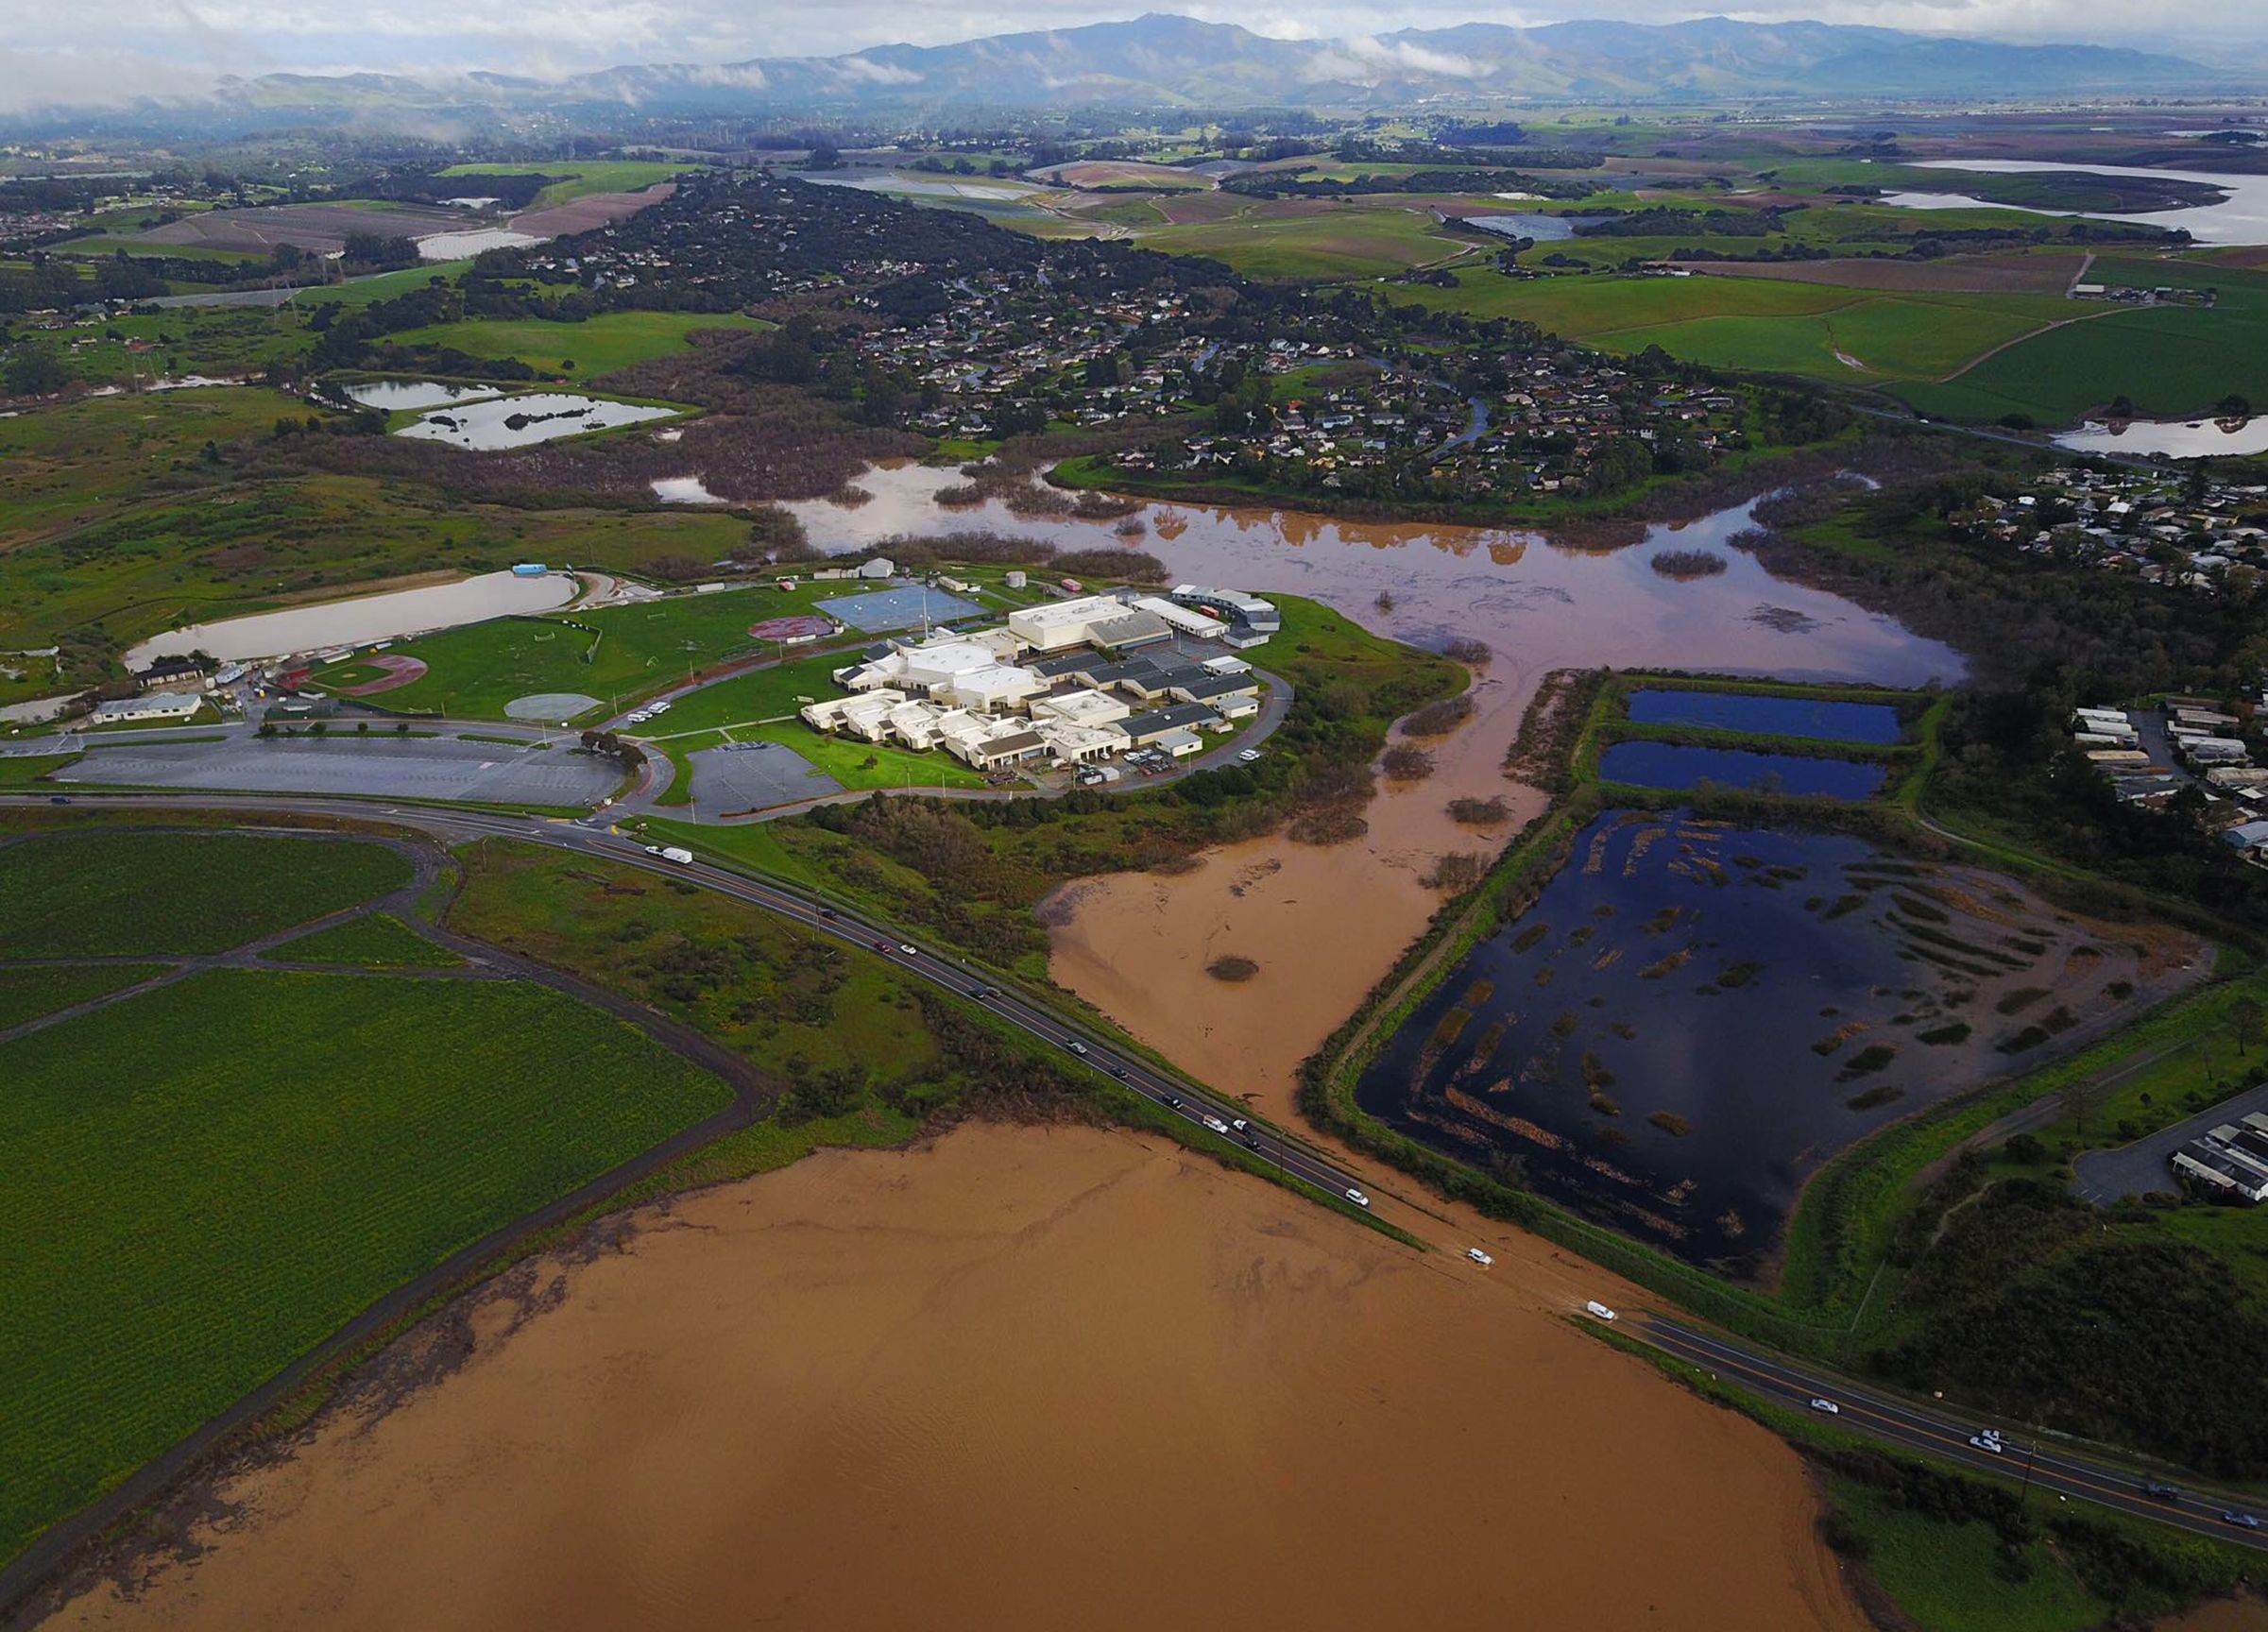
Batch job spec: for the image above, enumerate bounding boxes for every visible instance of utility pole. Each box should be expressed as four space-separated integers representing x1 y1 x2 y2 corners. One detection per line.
2019 1439 2039 1509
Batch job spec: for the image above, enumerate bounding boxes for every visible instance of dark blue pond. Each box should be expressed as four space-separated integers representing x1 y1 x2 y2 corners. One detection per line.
1352 811 2110 1278
1599 740 1887 802
1627 688 1903 744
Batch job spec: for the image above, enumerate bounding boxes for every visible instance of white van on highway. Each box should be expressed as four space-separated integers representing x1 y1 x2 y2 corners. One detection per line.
1584 1300 1618 1322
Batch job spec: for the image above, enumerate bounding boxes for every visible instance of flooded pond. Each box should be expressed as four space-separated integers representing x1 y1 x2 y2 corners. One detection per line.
341 381 503 412
416 229 544 260
2052 416 2268 459
396 393 678 450
1626 688 1904 744
1901 159 2268 246
1356 810 2197 1276
651 475 732 504
124 570 577 667
785 465 1963 688
1598 741 1886 801
790 463 1964 1135
1467 213 1611 243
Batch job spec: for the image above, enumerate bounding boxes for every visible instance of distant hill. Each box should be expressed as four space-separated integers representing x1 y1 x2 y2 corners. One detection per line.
155 14 2242 122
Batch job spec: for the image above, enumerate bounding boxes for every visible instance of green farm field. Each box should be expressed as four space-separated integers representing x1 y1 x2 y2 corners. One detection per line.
0 829 409 956
1891 257 2268 423
1388 266 2077 384
380 311 771 377
0 967 731 1563
0 963 167 1030
438 161 694 209
263 912 467 969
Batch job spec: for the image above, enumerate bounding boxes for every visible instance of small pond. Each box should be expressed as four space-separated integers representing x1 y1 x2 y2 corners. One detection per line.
1598 740 1886 801
1466 212 1611 243
395 393 677 450
651 475 731 504
1626 688 1903 744
342 381 503 411
1356 810 2171 1276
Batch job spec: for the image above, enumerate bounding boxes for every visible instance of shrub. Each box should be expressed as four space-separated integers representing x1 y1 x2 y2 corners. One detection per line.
1381 743 1435 781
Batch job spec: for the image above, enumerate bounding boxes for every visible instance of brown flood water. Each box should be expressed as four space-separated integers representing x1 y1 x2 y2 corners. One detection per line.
44 1126 1866 1632
790 466 1964 1120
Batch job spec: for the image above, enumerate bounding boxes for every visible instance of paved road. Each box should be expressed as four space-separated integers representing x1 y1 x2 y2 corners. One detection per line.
1632 1315 2268 1550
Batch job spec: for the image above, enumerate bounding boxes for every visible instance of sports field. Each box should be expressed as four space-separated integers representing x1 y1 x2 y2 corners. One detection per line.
381 311 771 377
0 968 731 1563
377 583 848 719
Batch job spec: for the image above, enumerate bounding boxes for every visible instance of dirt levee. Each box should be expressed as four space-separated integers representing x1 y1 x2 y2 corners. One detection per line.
43 1126 1864 1632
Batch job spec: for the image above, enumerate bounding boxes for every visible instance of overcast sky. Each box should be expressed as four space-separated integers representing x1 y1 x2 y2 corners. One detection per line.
1 0 2261 111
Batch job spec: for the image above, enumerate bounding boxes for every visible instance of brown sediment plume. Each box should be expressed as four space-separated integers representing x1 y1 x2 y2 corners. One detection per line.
41 1127 1867 1632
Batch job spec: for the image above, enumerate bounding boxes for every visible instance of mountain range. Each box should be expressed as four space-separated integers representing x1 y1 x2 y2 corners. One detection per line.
183 15 2250 120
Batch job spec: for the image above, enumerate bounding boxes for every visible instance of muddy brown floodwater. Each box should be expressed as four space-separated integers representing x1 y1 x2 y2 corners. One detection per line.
44 1127 1866 1632
788 464 1963 1120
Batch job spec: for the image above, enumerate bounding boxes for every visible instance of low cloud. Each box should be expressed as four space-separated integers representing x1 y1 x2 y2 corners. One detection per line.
831 55 922 84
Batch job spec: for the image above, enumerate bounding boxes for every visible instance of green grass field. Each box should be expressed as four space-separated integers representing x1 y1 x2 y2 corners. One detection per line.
43 307 310 387
0 963 166 1030
0 967 731 1564
1134 203 1481 280
263 913 465 969
381 311 771 377
0 460 765 662
0 831 409 956
0 385 312 551
437 161 695 210
448 838 942 1085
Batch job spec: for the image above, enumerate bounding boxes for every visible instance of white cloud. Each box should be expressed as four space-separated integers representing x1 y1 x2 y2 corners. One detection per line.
831 55 924 84
0 0 2260 110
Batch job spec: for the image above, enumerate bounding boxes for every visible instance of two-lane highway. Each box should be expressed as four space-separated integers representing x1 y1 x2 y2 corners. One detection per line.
1635 1314 2268 1551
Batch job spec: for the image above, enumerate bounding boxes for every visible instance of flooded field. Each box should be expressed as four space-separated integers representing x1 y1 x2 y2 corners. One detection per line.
123 570 576 667
780 465 1962 1121
1598 740 1887 801
396 393 677 450
2054 416 2268 459
40 1125 1865 1632
1357 810 2203 1276
1625 688 1904 743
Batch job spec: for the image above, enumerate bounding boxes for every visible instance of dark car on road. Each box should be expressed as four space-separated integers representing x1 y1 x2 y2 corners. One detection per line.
2143 1483 2181 1504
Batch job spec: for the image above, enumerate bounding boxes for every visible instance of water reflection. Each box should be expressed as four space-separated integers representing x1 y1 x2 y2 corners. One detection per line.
784 464 1965 690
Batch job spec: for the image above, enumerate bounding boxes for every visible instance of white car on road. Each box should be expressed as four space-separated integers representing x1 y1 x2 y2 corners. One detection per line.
1344 1187 1371 1209
1584 1300 1618 1322
1969 1431 2004 1454
1809 1398 1840 1416
1467 1248 1493 1267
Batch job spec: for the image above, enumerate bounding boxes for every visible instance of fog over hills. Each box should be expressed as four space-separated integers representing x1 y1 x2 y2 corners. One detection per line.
165 13 2232 121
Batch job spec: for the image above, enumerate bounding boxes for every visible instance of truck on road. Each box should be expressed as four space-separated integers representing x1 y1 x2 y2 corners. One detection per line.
645 844 695 866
